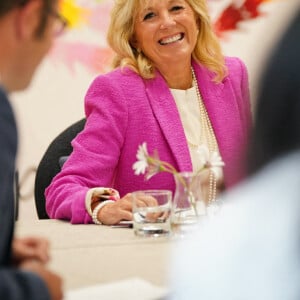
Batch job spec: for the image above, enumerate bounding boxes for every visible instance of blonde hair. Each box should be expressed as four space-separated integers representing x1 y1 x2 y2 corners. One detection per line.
107 0 226 82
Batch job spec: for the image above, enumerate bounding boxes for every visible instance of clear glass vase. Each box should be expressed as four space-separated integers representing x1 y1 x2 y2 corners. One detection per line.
171 172 206 231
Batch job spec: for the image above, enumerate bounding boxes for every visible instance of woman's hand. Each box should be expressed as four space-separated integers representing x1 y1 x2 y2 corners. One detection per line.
97 192 159 225
12 237 50 266
97 193 133 225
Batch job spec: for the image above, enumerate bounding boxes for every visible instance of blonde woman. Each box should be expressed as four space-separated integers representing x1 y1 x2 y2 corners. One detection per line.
46 0 251 225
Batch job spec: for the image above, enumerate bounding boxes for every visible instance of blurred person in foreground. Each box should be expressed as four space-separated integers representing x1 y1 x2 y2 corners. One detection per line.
169 10 300 300
46 0 251 226
0 0 66 299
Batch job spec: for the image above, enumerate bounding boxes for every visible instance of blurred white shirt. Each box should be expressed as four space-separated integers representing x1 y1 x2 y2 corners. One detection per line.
169 151 300 300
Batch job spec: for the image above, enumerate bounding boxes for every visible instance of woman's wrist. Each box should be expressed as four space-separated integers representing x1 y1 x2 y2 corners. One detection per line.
92 200 115 225
85 187 120 217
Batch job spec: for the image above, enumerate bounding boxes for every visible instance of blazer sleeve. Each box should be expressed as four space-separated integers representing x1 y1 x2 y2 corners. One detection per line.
0 269 51 300
45 72 129 224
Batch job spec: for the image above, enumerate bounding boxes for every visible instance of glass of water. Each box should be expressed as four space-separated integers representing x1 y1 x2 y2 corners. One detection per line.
132 190 172 237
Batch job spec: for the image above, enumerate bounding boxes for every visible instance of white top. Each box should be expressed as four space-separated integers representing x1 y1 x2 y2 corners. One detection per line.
170 86 223 170
170 86 224 198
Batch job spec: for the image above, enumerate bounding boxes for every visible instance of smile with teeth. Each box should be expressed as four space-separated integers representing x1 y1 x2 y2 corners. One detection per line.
159 33 184 45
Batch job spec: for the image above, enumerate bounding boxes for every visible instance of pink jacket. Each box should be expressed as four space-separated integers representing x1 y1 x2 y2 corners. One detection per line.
45 57 251 224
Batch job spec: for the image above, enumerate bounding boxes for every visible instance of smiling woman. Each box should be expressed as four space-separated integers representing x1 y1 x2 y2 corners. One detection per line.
0 0 64 92
45 0 252 226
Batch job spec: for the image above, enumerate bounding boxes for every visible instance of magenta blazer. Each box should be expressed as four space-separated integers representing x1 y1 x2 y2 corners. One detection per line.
45 57 251 224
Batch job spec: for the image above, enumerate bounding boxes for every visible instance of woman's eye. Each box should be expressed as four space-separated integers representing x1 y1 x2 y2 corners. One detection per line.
171 5 184 12
143 12 155 21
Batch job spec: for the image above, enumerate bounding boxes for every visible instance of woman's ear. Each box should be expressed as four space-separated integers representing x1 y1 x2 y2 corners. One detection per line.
15 0 43 40
130 34 139 50
196 17 200 30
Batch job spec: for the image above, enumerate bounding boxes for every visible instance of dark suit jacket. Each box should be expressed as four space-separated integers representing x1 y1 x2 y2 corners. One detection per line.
0 86 50 299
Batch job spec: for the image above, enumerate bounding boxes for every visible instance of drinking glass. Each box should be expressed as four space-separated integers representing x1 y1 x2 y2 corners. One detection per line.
132 190 172 237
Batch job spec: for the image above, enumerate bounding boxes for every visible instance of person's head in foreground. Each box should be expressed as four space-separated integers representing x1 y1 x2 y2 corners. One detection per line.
0 0 67 92
0 0 67 299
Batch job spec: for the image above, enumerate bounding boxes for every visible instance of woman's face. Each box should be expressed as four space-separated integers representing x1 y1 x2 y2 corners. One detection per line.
133 0 199 69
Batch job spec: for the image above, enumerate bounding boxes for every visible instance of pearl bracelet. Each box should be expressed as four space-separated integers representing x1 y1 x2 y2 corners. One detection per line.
92 200 115 225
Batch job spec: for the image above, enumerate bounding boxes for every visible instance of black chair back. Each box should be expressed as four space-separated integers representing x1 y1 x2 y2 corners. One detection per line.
34 118 86 219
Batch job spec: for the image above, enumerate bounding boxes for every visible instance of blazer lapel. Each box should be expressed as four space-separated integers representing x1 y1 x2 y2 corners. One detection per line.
192 61 244 184
144 73 192 172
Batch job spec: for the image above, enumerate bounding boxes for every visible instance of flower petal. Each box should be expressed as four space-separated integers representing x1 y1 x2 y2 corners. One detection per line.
132 160 148 175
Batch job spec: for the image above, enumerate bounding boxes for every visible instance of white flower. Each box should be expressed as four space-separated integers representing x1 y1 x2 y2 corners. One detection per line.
132 143 224 182
132 142 149 175
209 151 225 179
196 145 225 179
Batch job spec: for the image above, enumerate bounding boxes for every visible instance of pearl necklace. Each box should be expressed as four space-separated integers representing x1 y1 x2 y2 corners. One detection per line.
190 67 218 203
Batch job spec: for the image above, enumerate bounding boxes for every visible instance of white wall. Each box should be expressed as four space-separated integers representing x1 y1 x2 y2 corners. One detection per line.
219 0 299 108
12 0 299 218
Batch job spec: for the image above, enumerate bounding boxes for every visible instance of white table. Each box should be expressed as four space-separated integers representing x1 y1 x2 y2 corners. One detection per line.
15 220 174 290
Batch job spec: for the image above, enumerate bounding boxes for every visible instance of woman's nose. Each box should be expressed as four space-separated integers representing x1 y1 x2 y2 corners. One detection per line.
160 13 176 29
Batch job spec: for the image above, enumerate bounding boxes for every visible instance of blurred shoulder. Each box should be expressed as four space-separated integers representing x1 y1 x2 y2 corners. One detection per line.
170 151 300 300
0 86 15 121
0 86 8 103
